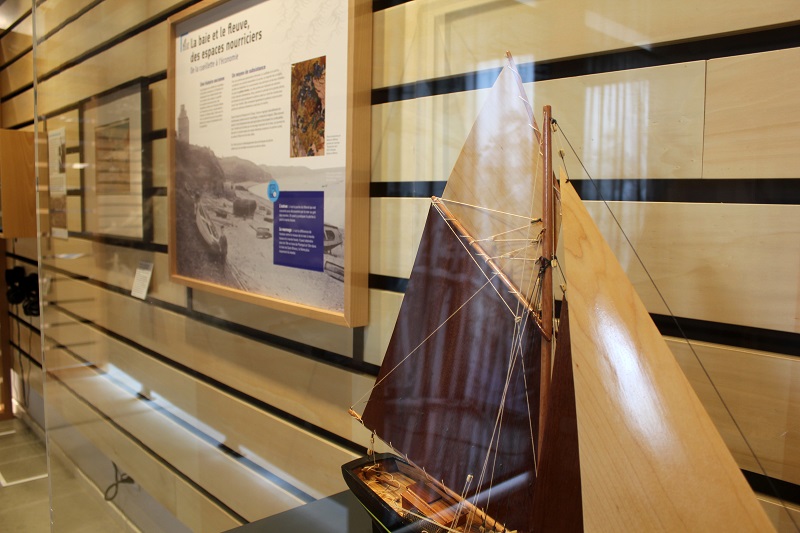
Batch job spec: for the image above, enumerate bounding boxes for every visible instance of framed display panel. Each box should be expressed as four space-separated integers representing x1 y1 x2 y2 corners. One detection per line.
82 81 148 239
168 0 371 327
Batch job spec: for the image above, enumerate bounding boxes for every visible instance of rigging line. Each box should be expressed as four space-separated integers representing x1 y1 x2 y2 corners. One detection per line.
349 274 504 409
469 313 534 530
555 122 800 530
433 202 517 317
438 197 540 221
471 222 543 243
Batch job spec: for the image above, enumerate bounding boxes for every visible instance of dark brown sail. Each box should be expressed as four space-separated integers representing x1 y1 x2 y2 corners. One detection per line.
530 299 583 531
361 205 541 532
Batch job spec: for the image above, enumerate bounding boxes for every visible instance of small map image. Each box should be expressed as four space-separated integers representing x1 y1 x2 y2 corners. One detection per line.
290 55 325 158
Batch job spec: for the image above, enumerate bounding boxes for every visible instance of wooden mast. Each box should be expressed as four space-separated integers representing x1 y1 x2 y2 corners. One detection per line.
538 105 554 458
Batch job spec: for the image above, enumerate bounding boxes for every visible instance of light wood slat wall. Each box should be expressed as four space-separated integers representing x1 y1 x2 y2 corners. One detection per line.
670 338 800 486
46 274 375 445
44 306 359 498
0 0 793 531
372 0 800 87
704 47 800 178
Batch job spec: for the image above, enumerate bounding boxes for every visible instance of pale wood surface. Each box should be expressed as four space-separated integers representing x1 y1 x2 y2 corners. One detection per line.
373 0 800 88
35 0 188 80
45 307 358 499
704 47 800 178
35 23 167 122
582 200 800 334
562 181 773 531
0 88 32 128
372 61 705 183
362 288 404 366
45 111 81 146
152 138 168 188
150 79 168 132
0 129 37 238
369 197 430 279
0 0 31 32
191 290 356 357
669 338 800 486
66 196 82 232
0 49 31 96
43 238 187 307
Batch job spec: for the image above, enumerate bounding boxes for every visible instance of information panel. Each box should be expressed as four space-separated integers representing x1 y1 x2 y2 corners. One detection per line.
168 0 370 326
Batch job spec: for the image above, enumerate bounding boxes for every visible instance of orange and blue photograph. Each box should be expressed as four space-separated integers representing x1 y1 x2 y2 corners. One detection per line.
290 55 326 157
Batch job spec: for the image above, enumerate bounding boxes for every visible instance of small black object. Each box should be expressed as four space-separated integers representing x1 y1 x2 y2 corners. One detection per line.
6 266 26 305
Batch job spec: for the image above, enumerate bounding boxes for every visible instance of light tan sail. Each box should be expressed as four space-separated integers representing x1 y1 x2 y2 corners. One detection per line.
561 180 774 531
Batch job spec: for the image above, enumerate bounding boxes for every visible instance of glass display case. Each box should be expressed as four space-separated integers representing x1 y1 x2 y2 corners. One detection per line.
0 0 795 531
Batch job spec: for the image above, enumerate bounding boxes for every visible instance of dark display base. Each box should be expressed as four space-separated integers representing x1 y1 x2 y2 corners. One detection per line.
226 491 373 533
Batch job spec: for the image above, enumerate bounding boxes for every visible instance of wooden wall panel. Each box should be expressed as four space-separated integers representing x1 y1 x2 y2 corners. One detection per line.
363 288 403 366
150 80 168 132
45 307 358 499
369 197 429 279
670 338 800 485
36 23 167 121
0 49 31 95
44 239 186 308
583 200 800 333
153 196 168 245
704 47 800 179
152 138 168 188
0 0 31 34
47 275 375 446
46 379 243 532
48 345 306 522
66 197 82 232
35 0 187 79
372 62 705 183
1 87 33 128
45 111 81 146
373 0 800 87
191 291 355 357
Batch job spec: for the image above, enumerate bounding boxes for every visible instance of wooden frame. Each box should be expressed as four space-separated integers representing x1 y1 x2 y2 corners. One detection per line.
168 0 371 327
81 80 148 239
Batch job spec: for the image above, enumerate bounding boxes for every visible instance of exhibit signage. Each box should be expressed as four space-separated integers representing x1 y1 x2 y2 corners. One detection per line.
168 0 370 326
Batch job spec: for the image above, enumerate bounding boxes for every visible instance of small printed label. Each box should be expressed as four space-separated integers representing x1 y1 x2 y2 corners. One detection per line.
131 261 154 300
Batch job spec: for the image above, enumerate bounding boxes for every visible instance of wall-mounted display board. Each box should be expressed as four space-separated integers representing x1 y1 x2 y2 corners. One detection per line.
168 0 371 327
82 81 148 239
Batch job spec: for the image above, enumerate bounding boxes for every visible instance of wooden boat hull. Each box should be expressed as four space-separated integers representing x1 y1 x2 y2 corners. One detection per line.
342 454 426 533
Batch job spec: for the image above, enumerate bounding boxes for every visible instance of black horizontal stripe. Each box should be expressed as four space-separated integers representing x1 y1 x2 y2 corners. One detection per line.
369 273 408 293
373 0 415 12
571 178 800 205
370 181 446 198
743 469 800 507
66 231 168 253
653 314 800 358
369 178 800 204
373 23 800 105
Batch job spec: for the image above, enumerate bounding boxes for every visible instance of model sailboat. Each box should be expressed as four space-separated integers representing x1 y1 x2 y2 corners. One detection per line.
343 55 774 532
